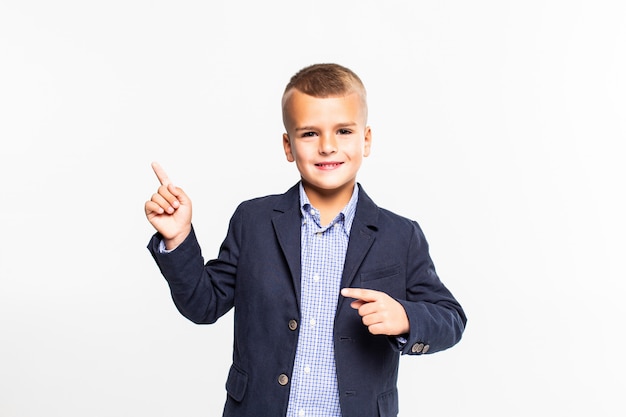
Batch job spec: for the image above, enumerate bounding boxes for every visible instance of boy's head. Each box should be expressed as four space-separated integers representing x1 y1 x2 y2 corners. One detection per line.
281 63 372 202
282 63 368 128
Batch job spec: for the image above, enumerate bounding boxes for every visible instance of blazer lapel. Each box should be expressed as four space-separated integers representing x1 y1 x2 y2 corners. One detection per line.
340 185 379 298
271 184 380 312
272 184 303 309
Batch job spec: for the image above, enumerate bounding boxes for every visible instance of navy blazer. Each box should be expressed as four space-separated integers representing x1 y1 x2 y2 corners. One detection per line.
148 183 466 417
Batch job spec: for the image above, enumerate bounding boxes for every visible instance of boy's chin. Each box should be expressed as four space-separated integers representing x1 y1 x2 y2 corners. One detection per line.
301 179 356 194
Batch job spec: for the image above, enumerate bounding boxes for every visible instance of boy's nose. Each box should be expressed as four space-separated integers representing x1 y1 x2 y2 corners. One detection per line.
319 135 338 155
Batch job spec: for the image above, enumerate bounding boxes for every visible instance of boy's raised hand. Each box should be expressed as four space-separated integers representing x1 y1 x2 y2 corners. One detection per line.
145 162 192 250
341 288 410 336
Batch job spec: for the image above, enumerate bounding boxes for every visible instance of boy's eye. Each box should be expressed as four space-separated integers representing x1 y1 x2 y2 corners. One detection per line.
301 131 317 137
338 129 352 135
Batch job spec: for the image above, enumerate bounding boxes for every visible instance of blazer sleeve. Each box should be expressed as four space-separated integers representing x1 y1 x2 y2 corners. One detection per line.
147 207 243 324
395 221 467 355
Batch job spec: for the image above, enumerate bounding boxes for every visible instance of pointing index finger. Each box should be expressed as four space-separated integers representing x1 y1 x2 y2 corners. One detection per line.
151 161 171 185
341 288 381 302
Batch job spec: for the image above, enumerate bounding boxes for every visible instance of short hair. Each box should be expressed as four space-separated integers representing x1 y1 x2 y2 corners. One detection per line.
282 63 368 123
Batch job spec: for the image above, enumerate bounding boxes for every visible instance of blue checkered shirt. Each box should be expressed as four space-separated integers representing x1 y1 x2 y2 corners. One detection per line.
285 183 359 417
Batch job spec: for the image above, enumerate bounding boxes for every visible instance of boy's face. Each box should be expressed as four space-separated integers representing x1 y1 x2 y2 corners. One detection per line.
282 90 372 201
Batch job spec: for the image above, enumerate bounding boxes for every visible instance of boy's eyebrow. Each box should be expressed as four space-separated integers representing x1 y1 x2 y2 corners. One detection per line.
294 122 358 131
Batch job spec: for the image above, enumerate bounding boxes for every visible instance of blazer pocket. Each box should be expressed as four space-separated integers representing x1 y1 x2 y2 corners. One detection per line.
377 388 399 417
359 264 402 298
361 264 401 282
225 363 248 402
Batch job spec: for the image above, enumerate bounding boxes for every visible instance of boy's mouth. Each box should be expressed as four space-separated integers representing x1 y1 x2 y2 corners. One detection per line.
315 162 344 170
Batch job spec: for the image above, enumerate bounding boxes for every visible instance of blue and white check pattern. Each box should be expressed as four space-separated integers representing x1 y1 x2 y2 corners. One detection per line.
285 183 359 417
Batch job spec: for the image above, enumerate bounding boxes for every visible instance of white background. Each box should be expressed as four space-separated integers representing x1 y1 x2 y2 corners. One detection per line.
1 1 624 416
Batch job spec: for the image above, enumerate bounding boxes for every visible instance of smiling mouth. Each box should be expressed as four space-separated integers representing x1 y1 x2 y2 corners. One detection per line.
315 162 344 169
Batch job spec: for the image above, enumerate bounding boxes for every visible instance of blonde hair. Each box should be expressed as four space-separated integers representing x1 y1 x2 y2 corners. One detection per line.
282 63 368 122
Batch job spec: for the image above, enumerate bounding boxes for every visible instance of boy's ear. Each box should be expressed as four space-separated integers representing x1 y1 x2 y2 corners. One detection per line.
363 126 372 157
283 133 295 162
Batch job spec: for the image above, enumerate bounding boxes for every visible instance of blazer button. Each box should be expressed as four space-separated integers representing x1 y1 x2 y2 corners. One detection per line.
288 319 298 331
422 344 430 354
278 374 289 386
411 343 424 353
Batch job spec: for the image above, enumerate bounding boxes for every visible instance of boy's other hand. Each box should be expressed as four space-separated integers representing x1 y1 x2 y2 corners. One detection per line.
145 162 192 250
341 288 410 336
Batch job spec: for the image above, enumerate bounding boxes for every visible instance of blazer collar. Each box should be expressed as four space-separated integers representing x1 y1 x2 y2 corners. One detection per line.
272 182 379 227
271 182 381 310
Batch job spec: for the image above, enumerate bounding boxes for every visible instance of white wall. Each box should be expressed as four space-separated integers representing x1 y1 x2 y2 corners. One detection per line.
1 1 624 416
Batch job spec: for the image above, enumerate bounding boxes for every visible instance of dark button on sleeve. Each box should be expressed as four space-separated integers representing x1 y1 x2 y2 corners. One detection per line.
411 343 424 353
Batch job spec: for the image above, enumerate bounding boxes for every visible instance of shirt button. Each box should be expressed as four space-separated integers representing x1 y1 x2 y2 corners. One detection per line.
288 319 298 331
304 366 311 374
313 274 320 282
309 318 316 327
299 409 305 417
310 209 315 215
278 374 289 386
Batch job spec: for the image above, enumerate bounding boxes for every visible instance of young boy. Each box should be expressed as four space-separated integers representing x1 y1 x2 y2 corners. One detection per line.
145 63 466 417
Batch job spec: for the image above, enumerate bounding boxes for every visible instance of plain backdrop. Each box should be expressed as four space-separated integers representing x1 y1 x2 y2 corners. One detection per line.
1 1 624 416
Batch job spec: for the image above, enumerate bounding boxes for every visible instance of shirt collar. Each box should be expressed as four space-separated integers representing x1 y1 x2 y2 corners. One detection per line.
298 182 359 235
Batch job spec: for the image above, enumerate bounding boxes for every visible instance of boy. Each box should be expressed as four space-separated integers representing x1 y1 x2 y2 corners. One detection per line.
145 63 466 417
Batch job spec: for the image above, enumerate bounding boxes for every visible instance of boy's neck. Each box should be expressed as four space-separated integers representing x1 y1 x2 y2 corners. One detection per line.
302 181 356 226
